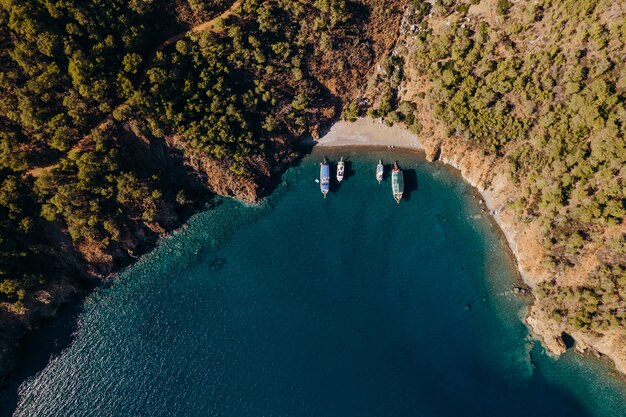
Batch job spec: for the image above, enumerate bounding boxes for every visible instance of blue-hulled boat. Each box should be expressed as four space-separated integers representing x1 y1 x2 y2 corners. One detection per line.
320 158 330 198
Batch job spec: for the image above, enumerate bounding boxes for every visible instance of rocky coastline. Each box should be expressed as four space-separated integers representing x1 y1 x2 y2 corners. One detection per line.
315 117 626 377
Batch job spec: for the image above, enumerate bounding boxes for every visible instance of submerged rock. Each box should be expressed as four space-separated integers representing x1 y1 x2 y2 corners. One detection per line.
513 286 529 295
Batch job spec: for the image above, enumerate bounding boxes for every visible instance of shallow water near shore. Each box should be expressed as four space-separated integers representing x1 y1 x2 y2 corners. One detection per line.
10 151 626 416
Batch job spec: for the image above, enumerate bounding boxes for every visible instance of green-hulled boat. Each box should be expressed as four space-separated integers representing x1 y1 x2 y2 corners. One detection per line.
391 161 404 203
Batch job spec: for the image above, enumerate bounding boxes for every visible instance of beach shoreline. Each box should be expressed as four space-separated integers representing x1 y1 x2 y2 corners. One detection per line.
312 119 525 273
312 118 529 285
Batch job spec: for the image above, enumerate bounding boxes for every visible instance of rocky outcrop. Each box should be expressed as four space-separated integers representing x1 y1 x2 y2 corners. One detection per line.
431 134 626 376
424 142 441 162
196 156 268 204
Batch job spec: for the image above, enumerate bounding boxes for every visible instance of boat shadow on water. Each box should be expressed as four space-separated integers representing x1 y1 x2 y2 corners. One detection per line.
383 163 394 182
402 168 418 202
0 296 87 417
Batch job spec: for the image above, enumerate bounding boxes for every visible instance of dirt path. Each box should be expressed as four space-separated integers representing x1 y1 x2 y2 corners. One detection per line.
157 0 243 52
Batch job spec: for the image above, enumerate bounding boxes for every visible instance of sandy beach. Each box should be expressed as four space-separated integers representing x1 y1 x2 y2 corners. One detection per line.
314 118 422 150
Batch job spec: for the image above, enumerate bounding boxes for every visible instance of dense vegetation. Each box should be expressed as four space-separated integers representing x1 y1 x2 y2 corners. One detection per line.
382 0 625 333
0 0 401 326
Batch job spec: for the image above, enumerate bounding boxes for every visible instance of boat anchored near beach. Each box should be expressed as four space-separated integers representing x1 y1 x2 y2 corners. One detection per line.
376 160 384 183
337 157 345 182
320 158 330 198
391 161 404 203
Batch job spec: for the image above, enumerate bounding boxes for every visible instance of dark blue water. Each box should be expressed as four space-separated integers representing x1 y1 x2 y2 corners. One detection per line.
13 152 626 416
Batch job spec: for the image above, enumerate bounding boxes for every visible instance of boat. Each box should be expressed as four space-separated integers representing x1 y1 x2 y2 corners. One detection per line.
320 158 330 198
337 157 345 182
376 160 384 183
391 161 404 203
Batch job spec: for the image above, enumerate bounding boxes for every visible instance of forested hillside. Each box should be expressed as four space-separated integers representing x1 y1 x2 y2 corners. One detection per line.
0 0 402 381
372 0 625 365
3 0 623 383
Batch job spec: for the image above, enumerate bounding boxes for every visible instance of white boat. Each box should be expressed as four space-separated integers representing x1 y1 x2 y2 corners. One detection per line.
337 157 345 182
376 160 384 183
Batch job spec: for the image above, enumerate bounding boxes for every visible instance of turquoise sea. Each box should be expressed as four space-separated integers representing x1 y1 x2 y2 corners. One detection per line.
9 151 626 416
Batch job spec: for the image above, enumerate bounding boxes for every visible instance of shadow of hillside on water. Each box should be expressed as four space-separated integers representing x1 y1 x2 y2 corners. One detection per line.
0 293 87 417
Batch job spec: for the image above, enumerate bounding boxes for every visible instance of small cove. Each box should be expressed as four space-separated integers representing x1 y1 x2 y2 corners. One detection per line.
8 151 626 417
